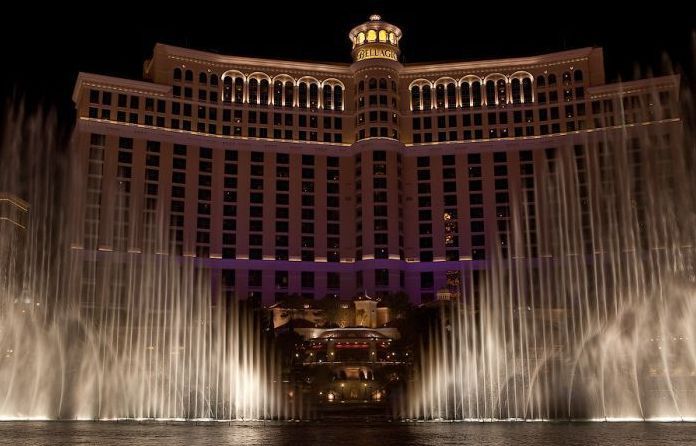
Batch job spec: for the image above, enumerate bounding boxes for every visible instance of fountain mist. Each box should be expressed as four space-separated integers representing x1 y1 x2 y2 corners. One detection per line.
407 79 696 421
0 106 287 420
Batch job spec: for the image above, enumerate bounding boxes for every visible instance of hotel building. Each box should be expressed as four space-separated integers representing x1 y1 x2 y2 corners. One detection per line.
71 15 683 305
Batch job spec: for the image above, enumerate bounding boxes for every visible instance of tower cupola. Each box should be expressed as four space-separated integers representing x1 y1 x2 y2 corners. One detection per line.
348 15 402 63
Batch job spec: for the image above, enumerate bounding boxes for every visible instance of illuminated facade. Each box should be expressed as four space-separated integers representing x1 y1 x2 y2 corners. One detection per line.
298 328 406 407
71 15 682 304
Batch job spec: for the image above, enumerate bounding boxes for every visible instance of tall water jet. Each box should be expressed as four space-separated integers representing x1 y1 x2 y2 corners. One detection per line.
0 105 286 420
407 78 696 421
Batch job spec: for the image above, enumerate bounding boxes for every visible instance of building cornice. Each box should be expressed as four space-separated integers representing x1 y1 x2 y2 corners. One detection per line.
73 72 170 104
155 43 353 78
587 75 680 98
152 44 605 81
77 116 680 155
399 47 599 78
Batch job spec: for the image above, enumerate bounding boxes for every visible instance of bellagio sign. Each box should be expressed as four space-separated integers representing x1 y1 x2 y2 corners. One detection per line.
354 44 398 62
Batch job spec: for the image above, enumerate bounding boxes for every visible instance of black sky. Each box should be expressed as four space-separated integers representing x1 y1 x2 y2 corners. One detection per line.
1 1 694 129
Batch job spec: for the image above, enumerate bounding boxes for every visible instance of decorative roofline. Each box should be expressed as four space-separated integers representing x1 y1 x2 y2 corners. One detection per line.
400 48 599 77
587 74 680 97
152 44 604 81
73 72 170 103
155 43 352 75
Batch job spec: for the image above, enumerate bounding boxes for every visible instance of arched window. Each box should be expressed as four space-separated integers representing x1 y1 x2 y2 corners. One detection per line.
334 86 343 110
485 80 496 105
548 74 557 86
273 81 283 106
435 84 445 108
223 77 232 102
260 79 269 104
461 83 471 108
358 32 365 44
537 75 545 87
174 68 182 80
210 74 218 86
369 78 377 90
574 70 584 82
367 30 377 42
249 78 258 104
185 70 193 82
199 72 207 84
309 83 319 108
497 79 507 105
379 78 387 89
422 85 432 111
472 82 482 107
234 78 243 103
411 86 421 111
323 85 332 109
511 78 521 104
378 30 387 42
446 83 456 109
389 32 396 44
522 78 532 103
358 80 365 92
284 82 294 107
562 71 572 85
299 82 308 108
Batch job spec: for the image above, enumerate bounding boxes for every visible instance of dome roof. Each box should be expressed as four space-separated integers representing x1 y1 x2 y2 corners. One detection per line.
348 15 402 53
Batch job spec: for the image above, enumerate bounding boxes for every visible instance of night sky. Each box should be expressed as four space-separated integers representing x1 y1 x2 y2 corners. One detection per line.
1 1 694 130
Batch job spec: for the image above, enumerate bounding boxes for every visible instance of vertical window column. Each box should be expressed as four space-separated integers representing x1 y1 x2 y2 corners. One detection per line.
195 147 213 258
442 154 459 261
169 144 187 255
143 140 161 251
222 149 238 259
114 137 133 251
248 151 265 260
468 153 485 260
416 156 433 262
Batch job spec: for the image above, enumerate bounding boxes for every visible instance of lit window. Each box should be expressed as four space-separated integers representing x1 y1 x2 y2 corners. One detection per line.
511 78 521 104
249 78 258 104
367 30 377 42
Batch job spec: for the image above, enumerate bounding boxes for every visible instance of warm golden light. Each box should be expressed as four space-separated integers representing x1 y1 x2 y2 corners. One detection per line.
354 44 397 62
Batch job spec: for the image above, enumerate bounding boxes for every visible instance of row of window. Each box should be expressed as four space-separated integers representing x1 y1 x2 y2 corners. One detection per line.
233 269 450 294
410 70 586 110
412 124 581 143
352 28 399 46
173 68 345 107
412 106 584 129
356 78 398 93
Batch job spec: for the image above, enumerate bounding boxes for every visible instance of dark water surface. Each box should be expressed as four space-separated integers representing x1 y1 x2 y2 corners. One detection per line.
0 421 695 445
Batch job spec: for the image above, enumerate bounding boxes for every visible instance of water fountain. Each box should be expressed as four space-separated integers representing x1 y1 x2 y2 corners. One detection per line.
2 77 696 424
0 107 287 420
406 81 696 421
